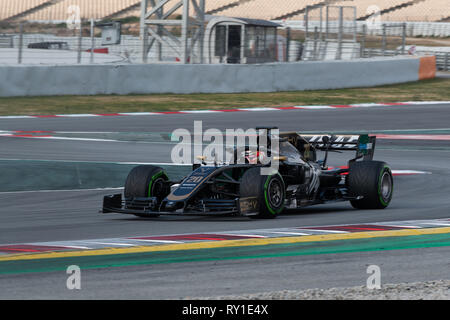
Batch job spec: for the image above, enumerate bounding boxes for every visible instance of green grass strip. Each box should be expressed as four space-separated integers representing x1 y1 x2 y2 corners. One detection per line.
0 78 448 116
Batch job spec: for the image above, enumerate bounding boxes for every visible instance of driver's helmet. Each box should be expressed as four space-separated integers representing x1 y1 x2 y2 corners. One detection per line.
242 149 266 164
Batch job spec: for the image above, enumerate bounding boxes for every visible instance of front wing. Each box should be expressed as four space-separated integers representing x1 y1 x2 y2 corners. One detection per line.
101 194 260 217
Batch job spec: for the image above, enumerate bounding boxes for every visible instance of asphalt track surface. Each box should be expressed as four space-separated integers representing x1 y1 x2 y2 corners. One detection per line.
0 102 449 299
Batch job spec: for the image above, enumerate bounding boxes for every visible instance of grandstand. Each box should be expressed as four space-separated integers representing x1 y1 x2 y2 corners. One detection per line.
0 0 448 22
113 0 247 19
18 0 141 22
381 0 450 22
0 0 51 21
300 0 418 20
217 0 324 20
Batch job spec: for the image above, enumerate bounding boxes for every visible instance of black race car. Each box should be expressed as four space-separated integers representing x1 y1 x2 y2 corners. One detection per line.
102 128 393 218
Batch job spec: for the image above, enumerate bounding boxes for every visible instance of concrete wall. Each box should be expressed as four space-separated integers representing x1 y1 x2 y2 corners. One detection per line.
0 159 190 192
0 56 431 97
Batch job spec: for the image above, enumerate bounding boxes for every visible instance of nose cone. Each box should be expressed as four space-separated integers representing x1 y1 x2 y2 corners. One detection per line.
170 184 181 193
164 200 179 212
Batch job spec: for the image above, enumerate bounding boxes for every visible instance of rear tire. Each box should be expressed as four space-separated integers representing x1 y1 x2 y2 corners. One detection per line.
124 165 169 217
347 161 393 209
240 168 285 219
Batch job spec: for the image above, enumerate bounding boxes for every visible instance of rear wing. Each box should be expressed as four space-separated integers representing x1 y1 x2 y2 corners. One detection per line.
279 132 376 161
301 134 376 160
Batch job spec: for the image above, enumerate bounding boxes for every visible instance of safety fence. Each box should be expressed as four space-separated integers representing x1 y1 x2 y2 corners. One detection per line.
0 2 448 65
0 20 413 65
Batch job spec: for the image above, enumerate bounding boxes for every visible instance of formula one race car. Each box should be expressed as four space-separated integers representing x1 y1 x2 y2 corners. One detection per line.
102 127 393 218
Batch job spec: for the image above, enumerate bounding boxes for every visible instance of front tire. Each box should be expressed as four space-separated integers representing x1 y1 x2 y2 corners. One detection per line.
240 167 285 219
124 165 169 217
347 161 393 209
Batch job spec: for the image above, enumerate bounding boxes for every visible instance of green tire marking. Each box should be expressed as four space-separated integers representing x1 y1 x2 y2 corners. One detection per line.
147 171 168 197
378 165 393 207
263 173 284 215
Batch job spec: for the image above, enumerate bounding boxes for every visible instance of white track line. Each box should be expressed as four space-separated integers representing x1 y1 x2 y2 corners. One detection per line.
0 158 191 166
392 170 432 175
349 103 386 107
402 101 450 105
237 107 280 111
54 114 100 117
0 187 123 195
0 116 34 119
296 229 349 233
422 222 450 226
218 234 267 238
26 136 121 142
181 110 221 114
60 245 92 249
296 106 334 109
267 231 311 236
84 242 136 247
118 112 160 116
128 239 184 244
381 225 422 229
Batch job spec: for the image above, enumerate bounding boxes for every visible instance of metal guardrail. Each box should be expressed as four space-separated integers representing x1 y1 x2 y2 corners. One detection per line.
279 20 450 38
362 49 449 71
0 35 13 48
436 53 450 71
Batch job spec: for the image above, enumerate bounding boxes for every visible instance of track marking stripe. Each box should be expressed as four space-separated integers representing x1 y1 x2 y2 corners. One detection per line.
33 115 60 118
268 231 311 236
348 103 385 107
0 101 449 119
216 234 267 238
54 114 99 117
0 187 123 195
381 225 422 229
237 108 280 111
296 106 334 109
127 239 184 244
403 101 450 105
60 245 91 250
3 227 448 262
181 110 220 114
117 112 160 116
0 116 33 119
331 105 353 108
295 228 348 233
392 170 432 175
84 242 135 247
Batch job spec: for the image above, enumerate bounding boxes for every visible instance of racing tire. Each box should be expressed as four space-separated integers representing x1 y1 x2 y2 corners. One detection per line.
240 167 285 219
347 161 393 209
124 165 169 217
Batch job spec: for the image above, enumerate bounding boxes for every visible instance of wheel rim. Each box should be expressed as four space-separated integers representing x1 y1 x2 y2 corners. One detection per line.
267 179 283 208
151 177 166 198
380 171 392 201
